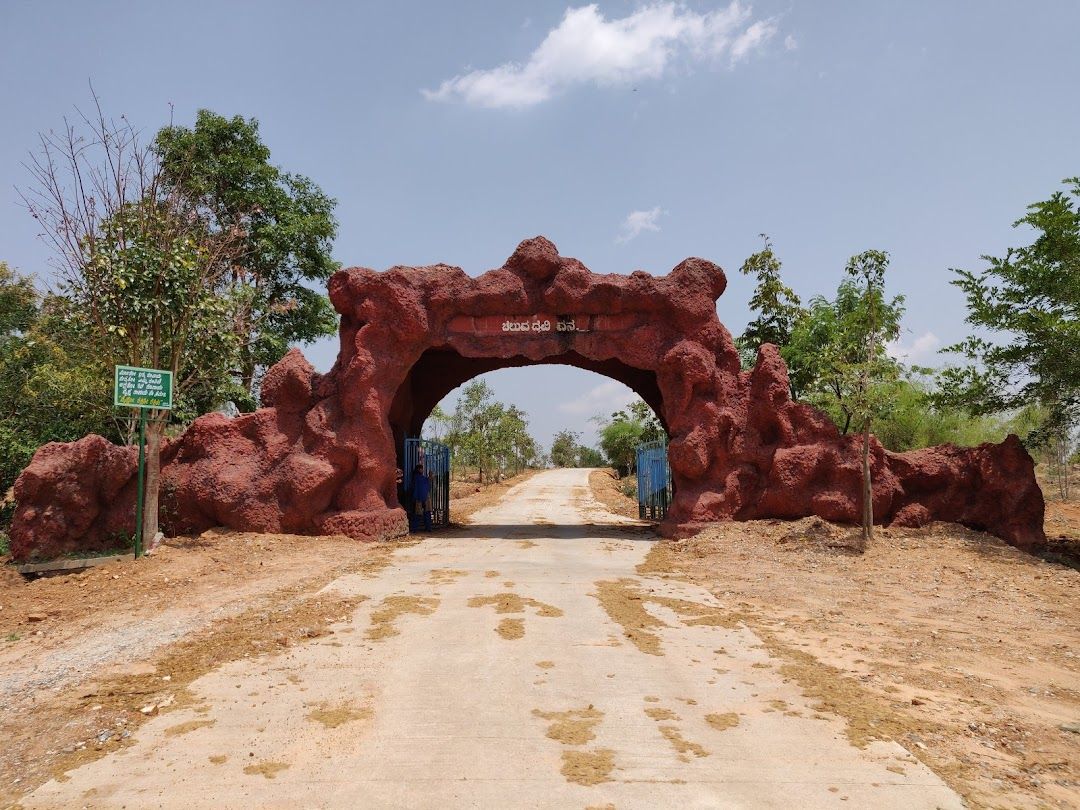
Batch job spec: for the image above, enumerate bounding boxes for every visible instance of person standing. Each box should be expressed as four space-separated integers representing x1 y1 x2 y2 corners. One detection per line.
411 463 432 532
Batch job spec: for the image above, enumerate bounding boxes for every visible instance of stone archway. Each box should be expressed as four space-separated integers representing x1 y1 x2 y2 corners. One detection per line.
10 238 1046 561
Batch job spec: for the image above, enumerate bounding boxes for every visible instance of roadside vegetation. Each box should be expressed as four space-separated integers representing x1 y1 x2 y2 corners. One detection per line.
736 178 1079 511
1 96 338 545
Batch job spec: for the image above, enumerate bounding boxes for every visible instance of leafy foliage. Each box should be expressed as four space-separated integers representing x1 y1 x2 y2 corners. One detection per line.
736 235 804 386
155 111 339 404
937 176 1079 496
548 429 579 468
871 373 1018 452
782 257 904 435
596 398 665 475
67 201 242 423
436 381 540 481
0 266 117 498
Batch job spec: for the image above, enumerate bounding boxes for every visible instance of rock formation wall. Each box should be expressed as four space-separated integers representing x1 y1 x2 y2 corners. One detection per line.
9 238 1045 560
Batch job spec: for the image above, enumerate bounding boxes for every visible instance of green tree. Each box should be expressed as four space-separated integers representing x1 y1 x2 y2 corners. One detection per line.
737 235 807 397
436 385 540 481
612 399 664 442
550 429 581 468
493 405 538 476
423 404 451 443
446 380 496 482
0 261 36 341
155 110 339 406
599 419 642 475
577 445 605 467
0 271 121 501
834 250 905 544
937 177 1080 498
789 270 905 436
594 398 664 475
22 100 246 547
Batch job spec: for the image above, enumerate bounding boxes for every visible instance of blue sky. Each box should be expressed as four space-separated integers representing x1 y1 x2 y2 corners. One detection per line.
2 1 1078 449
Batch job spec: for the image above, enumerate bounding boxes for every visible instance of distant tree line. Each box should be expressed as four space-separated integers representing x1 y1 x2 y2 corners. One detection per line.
424 381 542 482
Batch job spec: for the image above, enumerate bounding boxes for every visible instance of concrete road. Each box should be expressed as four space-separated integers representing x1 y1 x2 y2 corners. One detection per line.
23 469 962 809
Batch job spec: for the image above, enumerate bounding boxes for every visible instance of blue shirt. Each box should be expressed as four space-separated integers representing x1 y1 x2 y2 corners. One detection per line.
413 472 431 501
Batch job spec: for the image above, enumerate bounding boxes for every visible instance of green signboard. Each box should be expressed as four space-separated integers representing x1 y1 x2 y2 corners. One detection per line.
114 365 173 410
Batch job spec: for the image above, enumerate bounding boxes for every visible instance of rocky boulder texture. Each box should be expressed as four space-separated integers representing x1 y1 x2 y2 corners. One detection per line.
9 237 1045 561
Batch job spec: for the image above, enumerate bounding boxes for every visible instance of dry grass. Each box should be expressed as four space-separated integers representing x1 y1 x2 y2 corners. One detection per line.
560 749 615 786
466 592 563 618
644 707 678 721
592 578 735 656
705 712 739 731
533 706 603 746
163 719 215 737
469 592 563 640
588 469 640 520
496 617 524 639
243 761 290 779
641 517 1080 810
658 725 709 760
428 568 467 585
366 595 439 641
0 533 405 807
307 702 372 729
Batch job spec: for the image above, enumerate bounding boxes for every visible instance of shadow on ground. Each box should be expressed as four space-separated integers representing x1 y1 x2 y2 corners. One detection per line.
419 522 659 542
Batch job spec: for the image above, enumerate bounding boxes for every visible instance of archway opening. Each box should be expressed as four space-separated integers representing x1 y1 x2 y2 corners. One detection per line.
389 347 668 461
388 347 670 533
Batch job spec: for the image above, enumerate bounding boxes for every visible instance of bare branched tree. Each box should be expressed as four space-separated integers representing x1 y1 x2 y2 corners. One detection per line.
20 90 248 549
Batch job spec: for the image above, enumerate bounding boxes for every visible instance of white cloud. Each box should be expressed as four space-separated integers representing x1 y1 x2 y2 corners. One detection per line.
423 2 779 109
783 34 798 51
558 380 636 416
887 331 941 365
730 18 778 63
616 206 664 243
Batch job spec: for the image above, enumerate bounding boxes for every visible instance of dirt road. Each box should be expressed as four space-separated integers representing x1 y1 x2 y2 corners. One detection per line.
19 469 962 809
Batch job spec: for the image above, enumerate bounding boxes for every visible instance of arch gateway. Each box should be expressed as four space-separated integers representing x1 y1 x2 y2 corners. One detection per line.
10 237 1045 560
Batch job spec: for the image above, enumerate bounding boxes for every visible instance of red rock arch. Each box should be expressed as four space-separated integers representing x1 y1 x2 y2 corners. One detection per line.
9 237 1045 561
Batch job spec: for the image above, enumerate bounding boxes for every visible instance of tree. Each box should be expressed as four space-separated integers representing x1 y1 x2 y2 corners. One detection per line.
577 445 605 467
155 111 339 406
870 372 1012 452
435 385 540 481
550 430 581 468
599 419 642 475
613 399 663 442
594 398 664 475
446 381 497 482
789 272 904 437
0 268 118 500
21 97 246 548
493 405 538 476
0 262 36 341
834 251 904 544
0 262 46 497
937 177 1080 498
737 235 807 397
423 404 451 443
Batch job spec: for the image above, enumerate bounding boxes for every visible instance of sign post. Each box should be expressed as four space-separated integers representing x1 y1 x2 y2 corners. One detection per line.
114 365 173 558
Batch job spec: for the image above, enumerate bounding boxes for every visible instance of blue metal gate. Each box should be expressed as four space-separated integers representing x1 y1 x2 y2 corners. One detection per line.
636 439 672 520
403 437 451 531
